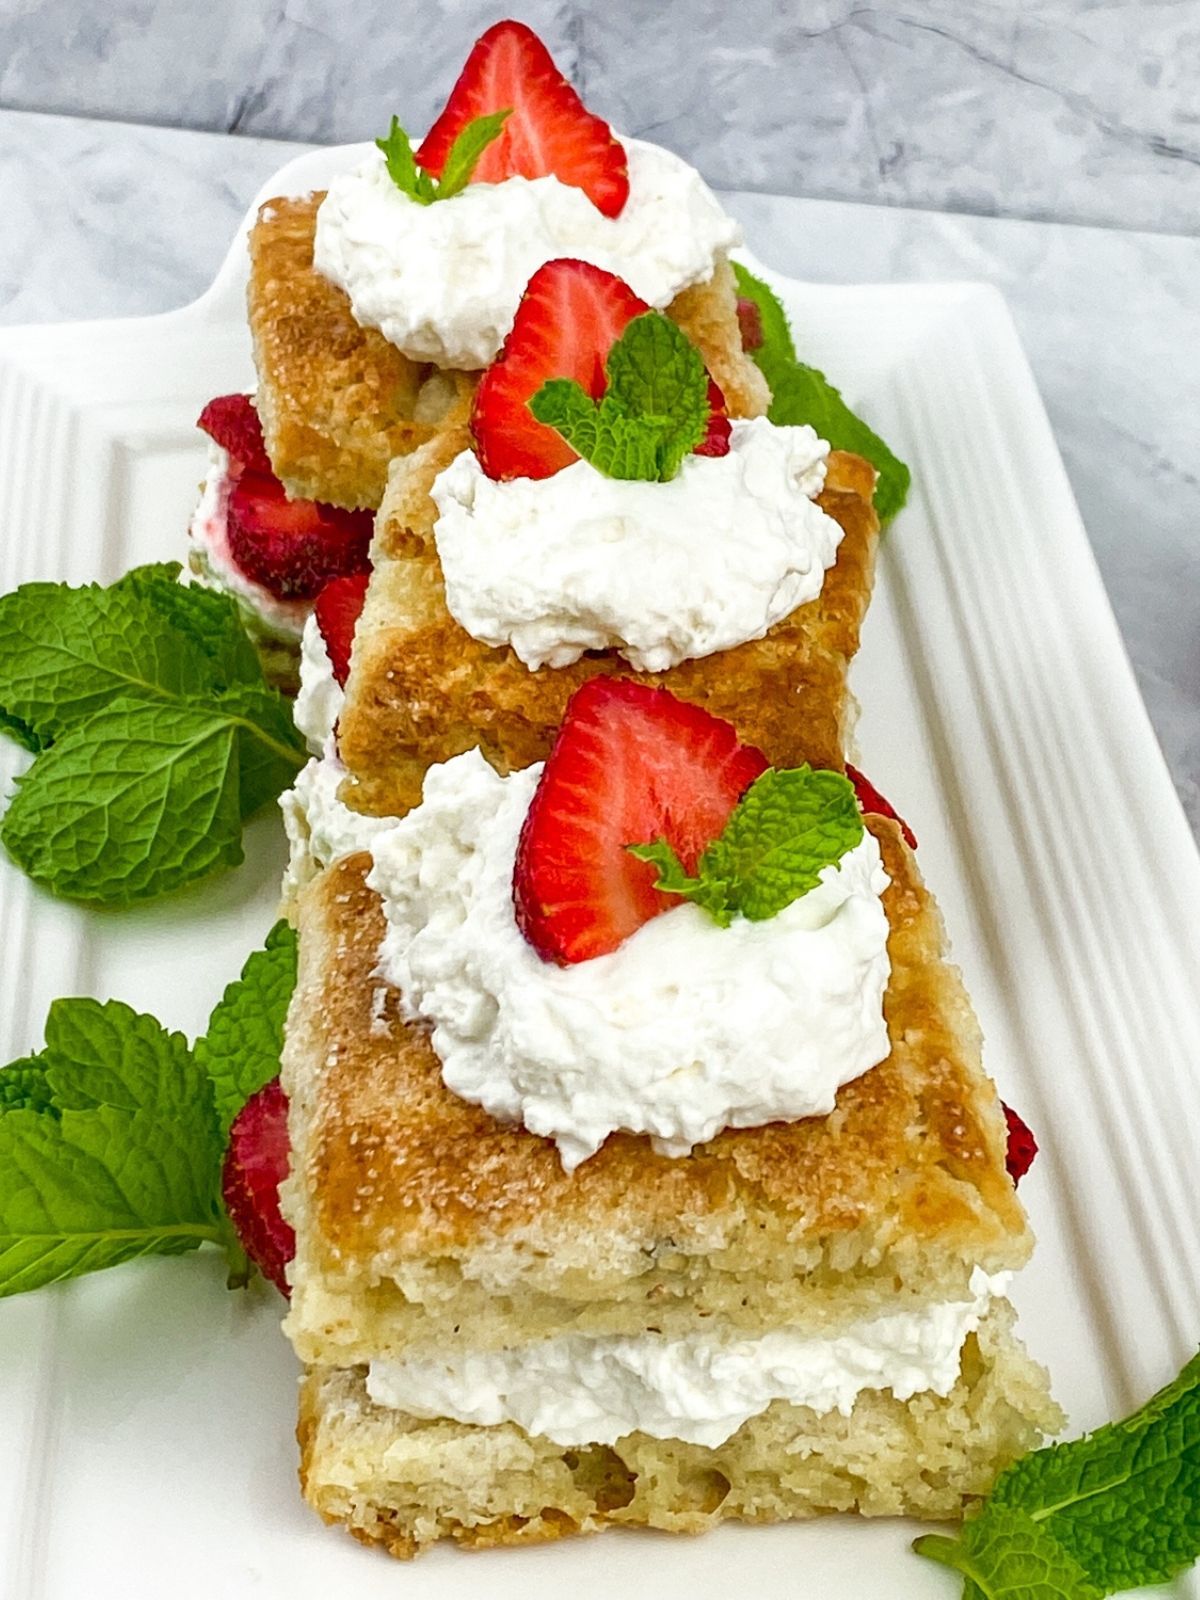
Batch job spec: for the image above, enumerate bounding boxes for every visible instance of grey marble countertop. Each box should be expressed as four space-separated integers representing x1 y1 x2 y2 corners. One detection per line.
2 108 1196 838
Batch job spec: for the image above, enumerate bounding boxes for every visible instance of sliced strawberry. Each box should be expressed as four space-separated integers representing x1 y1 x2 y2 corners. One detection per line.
514 680 768 965
225 474 373 601
1002 1102 1038 1186
694 377 733 457
736 296 764 352
197 393 272 476
314 571 371 687
846 763 918 850
417 20 629 218
222 1077 295 1297
472 259 729 480
472 260 647 480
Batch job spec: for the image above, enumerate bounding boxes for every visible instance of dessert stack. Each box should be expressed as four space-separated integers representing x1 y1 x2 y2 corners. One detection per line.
191 18 1058 1557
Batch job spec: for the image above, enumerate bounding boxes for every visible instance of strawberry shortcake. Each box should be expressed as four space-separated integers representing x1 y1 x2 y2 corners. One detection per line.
247 20 766 510
280 681 1058 1556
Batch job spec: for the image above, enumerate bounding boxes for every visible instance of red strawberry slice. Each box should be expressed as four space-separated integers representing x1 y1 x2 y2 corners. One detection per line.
225 474 374 601
221 1077 295 1297
846 763 918 850
472 258 730 481
417 20 629 218
197 393 272 477
514 679 768 964
314 571 371 687
736 296 764 352
1002 1102 1038 1186
694 378 733 456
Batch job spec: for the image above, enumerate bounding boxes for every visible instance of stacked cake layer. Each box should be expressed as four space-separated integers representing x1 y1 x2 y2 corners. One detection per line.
280 821 1058 1554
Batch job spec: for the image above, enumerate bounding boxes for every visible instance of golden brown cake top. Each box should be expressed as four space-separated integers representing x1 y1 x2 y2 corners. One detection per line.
335 442 880 820
246 194 475 510
284 817 1028 1285
246 194 765 512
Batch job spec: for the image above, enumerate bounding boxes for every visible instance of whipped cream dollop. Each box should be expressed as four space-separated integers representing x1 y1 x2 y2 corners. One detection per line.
367 1269 1009 1448
367 750 891 1170
313 137 741 369
431 418 843 672
187 441 309 640
280 616 390 895
293 611 344 755
280 751 391 899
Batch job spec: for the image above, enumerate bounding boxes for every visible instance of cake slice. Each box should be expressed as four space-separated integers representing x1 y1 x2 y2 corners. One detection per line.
330 261 877 821
248 197 764 511
280 800 1057 1555
246 20 765 510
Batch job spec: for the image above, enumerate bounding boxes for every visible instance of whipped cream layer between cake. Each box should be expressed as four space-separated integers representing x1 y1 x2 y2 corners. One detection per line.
366 749 892 1169
313 138 741 369
281 614 390 898
431 419 844 672
365 1267 1009 1448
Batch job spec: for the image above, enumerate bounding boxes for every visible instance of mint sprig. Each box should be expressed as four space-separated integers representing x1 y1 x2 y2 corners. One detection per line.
914 1351 1200 1597
376 110 511 204
0 564 305 904
529 311 713 482
732 262 911 523
630 766 864 927
0 923 297 1298
195 922 298 1141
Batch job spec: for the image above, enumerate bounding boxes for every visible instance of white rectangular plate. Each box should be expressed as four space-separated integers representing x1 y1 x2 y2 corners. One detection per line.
3 144 1199 1600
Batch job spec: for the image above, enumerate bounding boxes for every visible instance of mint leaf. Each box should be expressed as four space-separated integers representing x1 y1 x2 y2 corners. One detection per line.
436 108 512 198
989 1351 1200 1591
1 697 247 904
0 576 217 744
0 999 226 1298
375 116 437 204
732 262 910 522
0 707 41 753
216 683 308 816
378 110 512 204
529 312 711 482
530 378 666 480
913 1354 1200 1598
0 570 304 905
117 564 264 690
915 1509 1103 1599
630 766 864 927
0 1060 58 1115
196 922 298 1140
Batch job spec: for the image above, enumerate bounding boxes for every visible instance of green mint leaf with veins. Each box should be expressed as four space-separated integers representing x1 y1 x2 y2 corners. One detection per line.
0 693 302 905
913 1352 1200 1598
630 766 864 928
214 683 309 817
732 262 911 523
0 926 300 1299
376 116 437 204
0 999 228 1298
0 567 305 904
0 707 41 753
990 1351 1200 1591
116 564 265 691
530 378 667 480
0 574 219 746
435 108 512 198
0 1060 58 1116
529 312 712 481
915 1507 1103 1600
196 922 298 1141
376 111 510 204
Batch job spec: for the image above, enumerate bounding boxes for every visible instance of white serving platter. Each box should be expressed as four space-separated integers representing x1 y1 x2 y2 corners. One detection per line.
2 143 1199 1600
